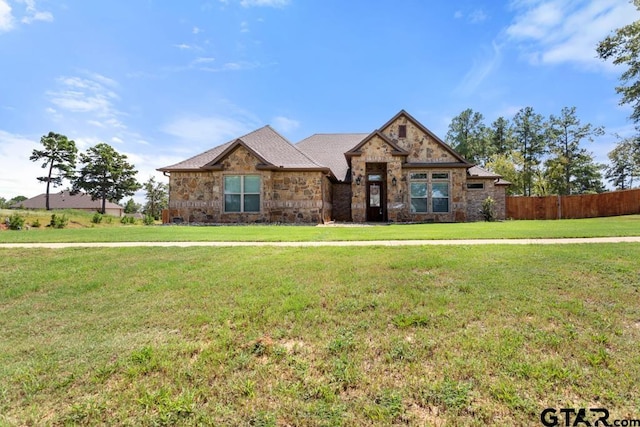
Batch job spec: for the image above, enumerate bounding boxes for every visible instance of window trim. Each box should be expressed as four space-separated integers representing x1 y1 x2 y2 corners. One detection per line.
223 175 261 213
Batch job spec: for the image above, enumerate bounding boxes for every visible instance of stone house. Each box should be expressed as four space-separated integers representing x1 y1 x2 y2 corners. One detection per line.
158 110 509 224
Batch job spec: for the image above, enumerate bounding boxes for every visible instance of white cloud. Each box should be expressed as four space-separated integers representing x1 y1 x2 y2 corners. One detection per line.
0 130 48 199
240 0 290 8
162 115 254 146
469 9 488 23
18 0 53 24
240 21 249 33
272 116 300 133
455 41 503 96
0 0 14 32
506 0 639 69
192 26 202 34
46 73 125 129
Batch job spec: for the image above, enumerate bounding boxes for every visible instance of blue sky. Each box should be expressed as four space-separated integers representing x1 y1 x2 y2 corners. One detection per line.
1 0 638 201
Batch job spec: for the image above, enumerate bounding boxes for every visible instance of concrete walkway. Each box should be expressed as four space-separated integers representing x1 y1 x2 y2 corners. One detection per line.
2 236 640 248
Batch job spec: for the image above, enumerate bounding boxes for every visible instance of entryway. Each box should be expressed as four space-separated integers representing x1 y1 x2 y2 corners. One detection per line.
366 163 386 222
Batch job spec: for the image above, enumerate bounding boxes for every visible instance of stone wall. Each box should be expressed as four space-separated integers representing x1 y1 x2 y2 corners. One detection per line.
166 145 328 224
466 180 507 221
381 115 458 163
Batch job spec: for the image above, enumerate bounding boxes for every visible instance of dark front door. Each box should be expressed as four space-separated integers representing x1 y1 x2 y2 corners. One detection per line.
367 182 384 221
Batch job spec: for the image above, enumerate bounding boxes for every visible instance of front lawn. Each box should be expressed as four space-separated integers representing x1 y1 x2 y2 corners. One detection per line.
1 244 639 425
1 211 640 243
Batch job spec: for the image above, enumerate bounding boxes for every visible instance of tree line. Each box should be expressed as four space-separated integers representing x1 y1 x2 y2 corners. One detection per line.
23 132 168 219
443 106 635 196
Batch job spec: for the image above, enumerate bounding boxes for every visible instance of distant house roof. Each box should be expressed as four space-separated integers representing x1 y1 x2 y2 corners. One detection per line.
296 133 368 181
158 125 328 173
11 191 124 211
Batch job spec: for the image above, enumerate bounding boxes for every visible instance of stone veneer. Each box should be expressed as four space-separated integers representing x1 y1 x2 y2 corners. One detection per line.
465 179 507 221
166 145 328 223
349 117 470 223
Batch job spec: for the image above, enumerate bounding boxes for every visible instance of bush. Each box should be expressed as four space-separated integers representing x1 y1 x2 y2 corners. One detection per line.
50 214 69 229
91 213 103 224
31 218 41 228
120 215 135 225
480 197 496 222
143 214 155 226
7 213 25 230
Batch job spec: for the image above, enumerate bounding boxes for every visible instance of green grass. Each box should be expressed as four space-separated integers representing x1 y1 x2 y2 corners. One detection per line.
1 209 640 243
1 244 639 425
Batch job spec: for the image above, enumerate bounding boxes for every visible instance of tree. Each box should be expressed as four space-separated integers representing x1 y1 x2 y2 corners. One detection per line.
29 132 77 210
1 195 28 208
512 107 547 196
124 198 141 214
72 143 141 214
597 0 640 126
485 151 525 195
488 117 514 155
142 176 168 220
445 109 491 165
605 137 640 189
546 107 605 195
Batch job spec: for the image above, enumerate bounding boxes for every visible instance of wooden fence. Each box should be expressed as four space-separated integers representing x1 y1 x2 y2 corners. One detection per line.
506 189 640 220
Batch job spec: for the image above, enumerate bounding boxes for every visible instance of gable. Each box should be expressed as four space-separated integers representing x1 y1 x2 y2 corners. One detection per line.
379 110 470 165
344 130 408 158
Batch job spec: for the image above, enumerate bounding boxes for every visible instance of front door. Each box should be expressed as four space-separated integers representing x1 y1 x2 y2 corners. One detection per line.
367 182 384 221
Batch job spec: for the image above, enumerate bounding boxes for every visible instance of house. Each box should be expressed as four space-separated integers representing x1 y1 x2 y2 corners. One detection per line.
12 191 125 217
158 110 509 224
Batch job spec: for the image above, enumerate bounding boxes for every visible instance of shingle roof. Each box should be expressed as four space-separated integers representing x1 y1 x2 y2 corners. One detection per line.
296 133 368 181
467 165 501 178
158 125 325 172
12 191 124 210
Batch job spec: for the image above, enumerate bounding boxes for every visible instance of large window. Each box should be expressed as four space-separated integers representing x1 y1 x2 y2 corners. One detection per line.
224 175 260 213
409 172 450 213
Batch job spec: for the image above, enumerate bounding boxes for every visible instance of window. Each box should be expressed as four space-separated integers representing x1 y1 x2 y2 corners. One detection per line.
224 175 260 213
410 173 428 213
398 125 407 138
432 182 449 213
432 172 449 213
467 182 484 189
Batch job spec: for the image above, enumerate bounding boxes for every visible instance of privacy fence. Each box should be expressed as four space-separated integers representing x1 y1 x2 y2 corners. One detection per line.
506 189 640 220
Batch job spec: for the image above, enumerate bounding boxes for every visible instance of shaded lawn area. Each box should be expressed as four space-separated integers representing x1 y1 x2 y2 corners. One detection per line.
1 244 639 426
1 214 640 243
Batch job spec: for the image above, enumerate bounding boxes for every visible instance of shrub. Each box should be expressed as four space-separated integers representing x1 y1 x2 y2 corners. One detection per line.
31 218 41 228
120 215 135 225
8 213 25 230
50 214 69 229
480 196 496 222
91 213 103 224
143 214 155 226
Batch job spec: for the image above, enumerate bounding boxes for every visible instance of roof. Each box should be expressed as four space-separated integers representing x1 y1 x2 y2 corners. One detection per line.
159 125 326 172
12 191 124 210
296 133 368 181
467 166 502 179
344 130 409 157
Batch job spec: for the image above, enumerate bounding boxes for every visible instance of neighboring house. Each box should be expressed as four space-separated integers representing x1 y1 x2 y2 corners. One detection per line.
11 191 124 217
158 110 509 224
